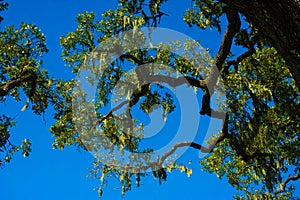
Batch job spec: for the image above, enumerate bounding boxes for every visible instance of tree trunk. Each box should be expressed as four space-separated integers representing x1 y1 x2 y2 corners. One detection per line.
223 0 300 89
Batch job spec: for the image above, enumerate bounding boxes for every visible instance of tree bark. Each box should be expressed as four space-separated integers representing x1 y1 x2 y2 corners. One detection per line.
223 0 300 89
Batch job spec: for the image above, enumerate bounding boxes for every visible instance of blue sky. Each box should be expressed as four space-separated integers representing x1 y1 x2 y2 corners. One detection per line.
0 0 283 199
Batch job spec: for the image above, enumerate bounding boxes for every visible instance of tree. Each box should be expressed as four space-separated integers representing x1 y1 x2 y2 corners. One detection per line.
0 1 50 162
0 1 77 163
1 0 299 199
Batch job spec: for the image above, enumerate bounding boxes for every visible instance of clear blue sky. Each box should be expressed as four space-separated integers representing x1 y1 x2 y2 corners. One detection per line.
0 1 272 199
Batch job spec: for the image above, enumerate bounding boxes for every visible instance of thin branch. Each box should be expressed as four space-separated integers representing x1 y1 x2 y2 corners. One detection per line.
96 100 128 124
275 173 300 195
158 142 211 165
96 84 149 126
158 115 228 166
146 74 207 89
274 174 300 195
96 116 228 174
224 45 255 73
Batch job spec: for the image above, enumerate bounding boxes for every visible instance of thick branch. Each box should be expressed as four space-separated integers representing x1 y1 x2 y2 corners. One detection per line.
199 89 226 119
206 6 241 88
120 54 142 65
200 7 240 120
97 73 208 124
0 73 36 97
0 79 23 97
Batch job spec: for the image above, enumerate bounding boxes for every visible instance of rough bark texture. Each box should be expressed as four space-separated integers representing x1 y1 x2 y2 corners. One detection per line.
223 0 300 89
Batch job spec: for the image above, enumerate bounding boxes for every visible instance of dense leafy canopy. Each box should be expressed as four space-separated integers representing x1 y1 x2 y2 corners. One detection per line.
1 0 299 199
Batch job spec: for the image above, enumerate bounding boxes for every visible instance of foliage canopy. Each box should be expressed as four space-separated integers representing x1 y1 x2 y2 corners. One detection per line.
0 0 299 199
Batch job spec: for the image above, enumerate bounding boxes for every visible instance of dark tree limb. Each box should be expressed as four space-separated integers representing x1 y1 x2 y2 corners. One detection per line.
158 114 228 167
274 173 300 195
204 5 241 89
145 74 207 89
96 100 128 124
0 72 37 97
212 6 241 74
157 142 212 166
200 7 240 121
120 54 142 65
224 45 255 73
